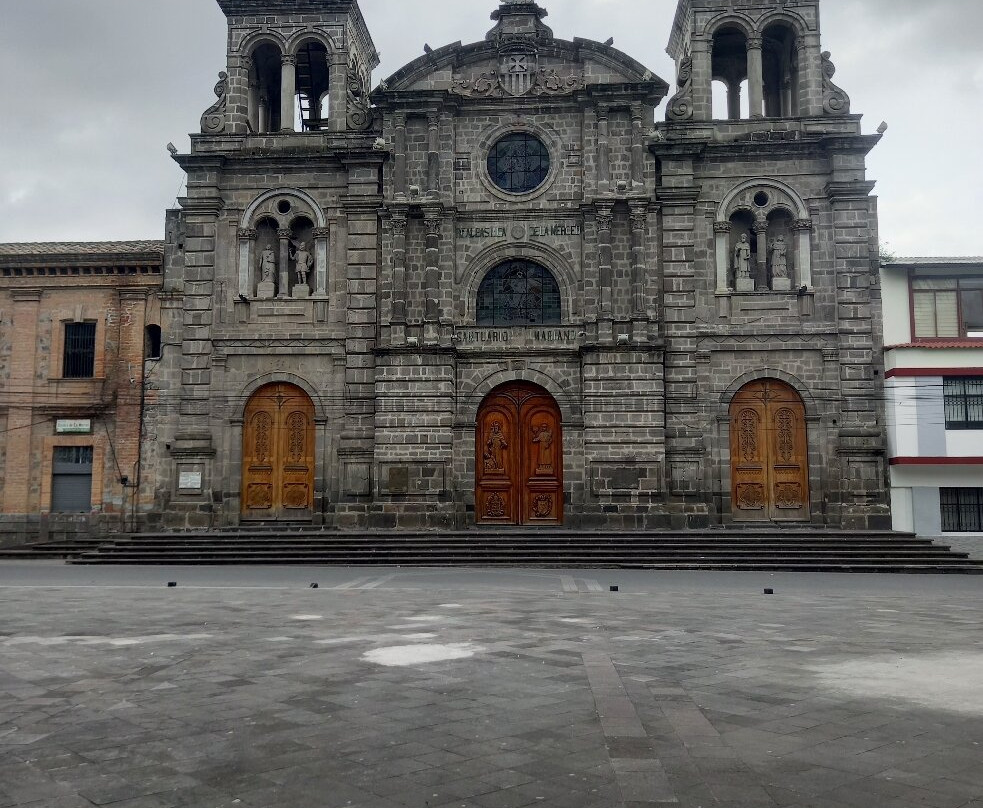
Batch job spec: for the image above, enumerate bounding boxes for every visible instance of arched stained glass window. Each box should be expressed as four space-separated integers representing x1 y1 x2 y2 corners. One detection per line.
477 260 561 326
487 133 550 194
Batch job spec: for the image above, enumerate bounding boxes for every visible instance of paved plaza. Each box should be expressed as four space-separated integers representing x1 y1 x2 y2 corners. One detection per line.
0 564 981 808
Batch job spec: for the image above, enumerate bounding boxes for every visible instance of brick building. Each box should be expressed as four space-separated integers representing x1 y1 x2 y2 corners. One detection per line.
142 0 890 532
0 243 164 545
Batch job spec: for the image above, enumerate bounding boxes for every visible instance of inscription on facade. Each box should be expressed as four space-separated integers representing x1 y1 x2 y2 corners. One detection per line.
457 327 580 347
457 222 583 241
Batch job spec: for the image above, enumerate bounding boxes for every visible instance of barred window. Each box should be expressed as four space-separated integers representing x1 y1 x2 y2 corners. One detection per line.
487 133 550 194
943 377 983 430
477 260 561 327
940 488 983 532
911 277 983 339
63 322 97 379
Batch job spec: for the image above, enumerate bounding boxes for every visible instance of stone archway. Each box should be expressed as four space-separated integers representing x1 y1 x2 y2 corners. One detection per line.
730 378 810 522
476 382 563 526
241 383 315 521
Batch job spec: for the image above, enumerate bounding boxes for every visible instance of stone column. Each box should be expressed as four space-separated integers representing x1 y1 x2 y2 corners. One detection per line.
393 112 408 197
596 203 614 334
752 219 769 290
390 213 408 329
277 228 292 297
797 35 824 117
280 54 296 132
2 289 41 516
258 93 269 134
714 222 732 293
426 112 440 195
629 201 648 317
690 37 713 122
727 81 742 121
596 105 611 194
747 37 764 119
793 219 813 289
313 226 330 296
237 228 257 297
630 103 645 190
243 57 259 133
423 210 441 344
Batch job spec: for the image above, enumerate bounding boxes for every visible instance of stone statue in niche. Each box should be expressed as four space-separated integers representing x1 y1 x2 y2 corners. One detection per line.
257 245 277 299
734 234 754 292
290 239 313 298
483 420 508 472
770 236 791 291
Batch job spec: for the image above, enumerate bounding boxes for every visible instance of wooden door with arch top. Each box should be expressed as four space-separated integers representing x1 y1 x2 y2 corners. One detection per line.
241 383 315 520
730 379 810 522
476 382 563 526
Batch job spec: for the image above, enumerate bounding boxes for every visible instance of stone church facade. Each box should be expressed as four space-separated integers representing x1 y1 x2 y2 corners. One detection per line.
147 0 890 531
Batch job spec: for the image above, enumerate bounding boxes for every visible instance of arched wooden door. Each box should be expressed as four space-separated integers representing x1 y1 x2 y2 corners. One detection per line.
476 382 563 525
241 383 315 520
730 379 810 522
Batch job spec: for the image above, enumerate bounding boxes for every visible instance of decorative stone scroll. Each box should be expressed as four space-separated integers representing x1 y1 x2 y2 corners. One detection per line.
347 66 374 131
821 52 851 116
200 71 228 134
666 56 694 122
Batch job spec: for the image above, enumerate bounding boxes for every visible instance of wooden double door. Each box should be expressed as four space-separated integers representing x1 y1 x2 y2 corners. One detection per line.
241 383 315 520
730 379 811 522
476 382 563 525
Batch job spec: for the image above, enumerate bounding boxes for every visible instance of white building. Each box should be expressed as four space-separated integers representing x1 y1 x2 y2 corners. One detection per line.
882 257 983 558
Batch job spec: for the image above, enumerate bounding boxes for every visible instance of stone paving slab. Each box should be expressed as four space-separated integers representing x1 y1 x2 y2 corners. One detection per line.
0 568 980 807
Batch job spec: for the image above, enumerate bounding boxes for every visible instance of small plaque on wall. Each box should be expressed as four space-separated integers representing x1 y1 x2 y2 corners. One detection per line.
56 419 92 434
178 471 203 490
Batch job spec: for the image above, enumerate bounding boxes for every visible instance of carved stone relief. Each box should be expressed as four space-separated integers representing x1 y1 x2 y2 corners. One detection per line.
201 71 229 134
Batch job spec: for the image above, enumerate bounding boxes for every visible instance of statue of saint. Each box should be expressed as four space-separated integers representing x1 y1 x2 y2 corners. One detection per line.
290 239 313 287
733 233 752 279
259 245 277 284
483 420 508 472
770 236 789 278
532 424 554 472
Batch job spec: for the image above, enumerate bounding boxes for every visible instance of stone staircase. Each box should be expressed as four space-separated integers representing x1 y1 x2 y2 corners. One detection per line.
1 528 981 573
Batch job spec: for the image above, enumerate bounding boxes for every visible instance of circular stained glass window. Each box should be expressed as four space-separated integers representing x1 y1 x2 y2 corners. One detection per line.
487 133 551 194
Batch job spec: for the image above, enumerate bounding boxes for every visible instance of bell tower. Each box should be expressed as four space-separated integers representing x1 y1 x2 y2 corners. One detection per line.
665 0 850 122
208 0 379 135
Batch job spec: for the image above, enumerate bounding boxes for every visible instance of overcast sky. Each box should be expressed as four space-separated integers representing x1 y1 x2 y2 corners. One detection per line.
1 0 980 257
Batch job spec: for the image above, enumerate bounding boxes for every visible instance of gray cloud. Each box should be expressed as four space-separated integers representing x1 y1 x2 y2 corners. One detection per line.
0 0 979 256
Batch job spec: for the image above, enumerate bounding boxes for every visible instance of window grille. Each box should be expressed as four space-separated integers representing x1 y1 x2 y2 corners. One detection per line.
477 260 561 327
940 488 983 532
487 133 550 194
63 322 96 378
943 377 983 430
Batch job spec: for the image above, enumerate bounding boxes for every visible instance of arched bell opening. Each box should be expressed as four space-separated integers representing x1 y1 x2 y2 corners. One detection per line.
248 42 283 133
711 26 749 120
475 382 563 526
241 383 315 521
762 23 800 117
293 39 331 131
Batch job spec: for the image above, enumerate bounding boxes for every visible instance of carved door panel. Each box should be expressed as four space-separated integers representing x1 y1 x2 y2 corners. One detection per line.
476 383 563 526
242 383 315 520
730 380 810 522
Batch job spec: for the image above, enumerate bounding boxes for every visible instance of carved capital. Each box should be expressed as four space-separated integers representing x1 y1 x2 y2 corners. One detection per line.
312 227 331 239
238 228 258 241
424 217 442 237
241 56 253 72
596 103 610 120
631 102 644 123
595 203 615 232
277 228 292 240
752 220 769 234
713 221 733 234
390 216 407 238
792 219 814 232
281 54 297 67
393 111 407 129
629 202 649 231
747 36 763 50
427 111 440 130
